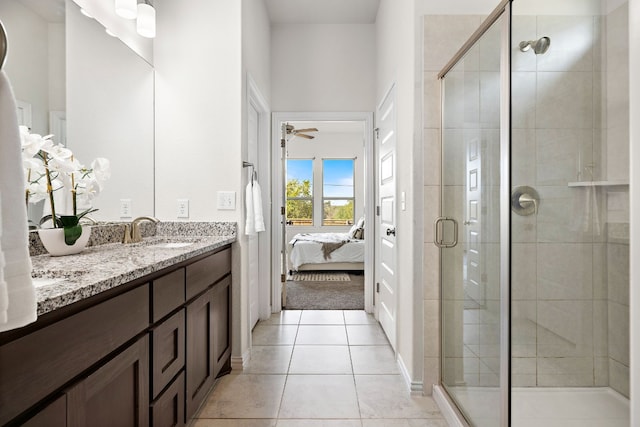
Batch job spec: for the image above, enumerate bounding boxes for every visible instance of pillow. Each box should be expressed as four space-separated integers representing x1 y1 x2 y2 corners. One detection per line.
348 217 365 239
353 227 364 240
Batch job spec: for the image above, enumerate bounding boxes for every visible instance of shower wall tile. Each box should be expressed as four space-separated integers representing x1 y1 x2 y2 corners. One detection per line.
537 243 593 300
479 72 500 128
592 243 607 300
609 358 630 398
512 301 537 357
479 20 501 71
607 243 629 306
512 243 537 300
511 15 537 72
423 129 441 186
537 300 593 357
537 357 594 387
536 128 593 185
536 16 595 72
442 300 465 357
423 357 440 393
441 245 465 301
423 186 440 242
423 300 440 358
593 299 609 357
593 16 604 73
512 357 537 378
423 243 439 301
512 374 537 387
606 125 630 182
536 71 593 129
442 130 465 185
511 72 537 129
442 71 480 129
512 129 537 186
423 15 482 72
536 186 595 243
512 211 537 243
594 357 609 386
423 72 441 129
608 301 629 366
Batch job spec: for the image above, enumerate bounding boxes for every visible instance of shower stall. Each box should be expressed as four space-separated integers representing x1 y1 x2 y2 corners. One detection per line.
433 0 630 425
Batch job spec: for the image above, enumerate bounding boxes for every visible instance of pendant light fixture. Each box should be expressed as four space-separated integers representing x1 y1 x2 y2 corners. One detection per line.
115 0 137 20
136 1 156 38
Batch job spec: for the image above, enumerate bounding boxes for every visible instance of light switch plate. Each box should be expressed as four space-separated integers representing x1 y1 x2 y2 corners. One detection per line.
217 191 236 210
120 199 132 218
177 199 189 218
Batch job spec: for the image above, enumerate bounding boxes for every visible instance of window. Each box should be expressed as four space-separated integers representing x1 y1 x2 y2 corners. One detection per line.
286 159 313 226
322 159 355 226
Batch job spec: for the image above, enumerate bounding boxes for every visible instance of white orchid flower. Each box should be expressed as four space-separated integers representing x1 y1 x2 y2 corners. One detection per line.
91 158 111 188
20 126 46 158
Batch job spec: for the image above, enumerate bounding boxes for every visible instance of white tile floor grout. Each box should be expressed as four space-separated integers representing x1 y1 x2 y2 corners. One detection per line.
192 310 448 427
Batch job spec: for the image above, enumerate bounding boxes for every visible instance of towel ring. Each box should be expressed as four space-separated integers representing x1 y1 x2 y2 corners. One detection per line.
0 19 7 70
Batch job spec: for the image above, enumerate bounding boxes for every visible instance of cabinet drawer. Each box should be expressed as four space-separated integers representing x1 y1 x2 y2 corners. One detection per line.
0 284 149 425
186 247 230 300
22 395 66 427
151 371 185 427
151 309 185 399
152 268 185 322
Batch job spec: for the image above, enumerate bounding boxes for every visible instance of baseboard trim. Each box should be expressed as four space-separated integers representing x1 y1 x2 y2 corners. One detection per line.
396 354 424 395
433 384 469 427
230 348 251 371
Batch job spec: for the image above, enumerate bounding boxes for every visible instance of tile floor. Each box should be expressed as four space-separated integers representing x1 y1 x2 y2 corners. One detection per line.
192 310 448 427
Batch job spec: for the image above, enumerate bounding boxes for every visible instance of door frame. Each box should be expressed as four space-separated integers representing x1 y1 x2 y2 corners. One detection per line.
270 111 375 313
247 74 272 322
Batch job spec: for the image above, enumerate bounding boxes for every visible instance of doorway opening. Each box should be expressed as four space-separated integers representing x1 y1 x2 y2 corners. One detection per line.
271 112 375 314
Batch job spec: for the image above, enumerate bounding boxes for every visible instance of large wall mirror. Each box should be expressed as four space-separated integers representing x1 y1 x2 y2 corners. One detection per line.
0 0 154 223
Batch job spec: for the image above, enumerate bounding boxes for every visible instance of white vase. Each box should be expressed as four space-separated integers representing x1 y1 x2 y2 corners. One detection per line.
38 226 91 256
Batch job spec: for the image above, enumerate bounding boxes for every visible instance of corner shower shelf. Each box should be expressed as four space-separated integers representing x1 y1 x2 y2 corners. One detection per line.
567 180 629 187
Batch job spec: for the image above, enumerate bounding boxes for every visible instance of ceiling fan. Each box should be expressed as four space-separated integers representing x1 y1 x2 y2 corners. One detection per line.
286 124 318 139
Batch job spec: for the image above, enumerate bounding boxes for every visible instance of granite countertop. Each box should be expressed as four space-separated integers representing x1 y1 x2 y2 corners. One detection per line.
30 222 237 316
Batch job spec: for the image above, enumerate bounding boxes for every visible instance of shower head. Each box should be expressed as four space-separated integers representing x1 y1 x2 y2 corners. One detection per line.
519 36 550 55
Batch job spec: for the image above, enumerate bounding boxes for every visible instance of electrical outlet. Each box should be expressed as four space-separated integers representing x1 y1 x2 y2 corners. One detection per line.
217 191 236 210
120 199 132 218
177 199 189 218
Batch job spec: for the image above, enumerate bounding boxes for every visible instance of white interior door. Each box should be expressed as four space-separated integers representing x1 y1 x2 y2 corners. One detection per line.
375 84 397 349
248 102 260 329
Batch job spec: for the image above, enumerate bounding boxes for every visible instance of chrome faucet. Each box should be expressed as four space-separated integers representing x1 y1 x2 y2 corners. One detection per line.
123 216 159 243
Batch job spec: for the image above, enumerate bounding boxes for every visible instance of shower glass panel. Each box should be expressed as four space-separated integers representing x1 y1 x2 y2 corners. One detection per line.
440 15 505 427
510 0 630 425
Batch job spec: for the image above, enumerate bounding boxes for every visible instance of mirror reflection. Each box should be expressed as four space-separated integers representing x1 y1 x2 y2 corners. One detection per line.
0 0 155 223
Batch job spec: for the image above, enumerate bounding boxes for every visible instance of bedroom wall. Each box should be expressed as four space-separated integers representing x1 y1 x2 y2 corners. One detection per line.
285 129 365 243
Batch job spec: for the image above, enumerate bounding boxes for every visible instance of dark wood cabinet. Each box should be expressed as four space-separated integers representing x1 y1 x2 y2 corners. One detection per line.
67 336 149 427
0 244 231 426
22 395 66 427
185 287 215 420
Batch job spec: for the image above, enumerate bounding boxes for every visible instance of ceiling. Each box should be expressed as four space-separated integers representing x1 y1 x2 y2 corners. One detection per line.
264 0 381 24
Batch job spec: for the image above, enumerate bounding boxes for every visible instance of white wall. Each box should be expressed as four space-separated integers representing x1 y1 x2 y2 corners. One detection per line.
154 0 242 222
66 2 154 219
271 23 376 112
240 0 272 361
628 0 639 423
376 0 423 389
0 0 51 135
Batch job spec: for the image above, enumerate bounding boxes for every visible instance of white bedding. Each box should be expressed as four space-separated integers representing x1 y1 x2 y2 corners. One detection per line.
288 232 364 270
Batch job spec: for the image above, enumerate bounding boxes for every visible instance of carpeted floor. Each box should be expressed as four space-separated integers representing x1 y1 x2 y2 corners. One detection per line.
285 273 364 310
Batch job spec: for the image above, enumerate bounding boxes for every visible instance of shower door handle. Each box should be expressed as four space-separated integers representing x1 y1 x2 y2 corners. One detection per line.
434 217 458 248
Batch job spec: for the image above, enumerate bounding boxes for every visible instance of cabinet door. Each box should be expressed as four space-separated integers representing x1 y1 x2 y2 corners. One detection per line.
185 288 214 421
67 336 149 427
22 395 66 427
151 309 185 399
212 276 232 377
151 370 185 427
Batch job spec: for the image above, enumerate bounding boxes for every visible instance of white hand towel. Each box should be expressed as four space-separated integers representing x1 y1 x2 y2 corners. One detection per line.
245 181 256 235
0 70 37 332
252 181 265 233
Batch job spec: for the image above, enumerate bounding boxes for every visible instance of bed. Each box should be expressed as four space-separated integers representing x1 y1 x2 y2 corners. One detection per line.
288 232 365 272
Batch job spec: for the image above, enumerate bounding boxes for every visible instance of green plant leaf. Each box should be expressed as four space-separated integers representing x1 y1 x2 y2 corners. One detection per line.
59 215 82 245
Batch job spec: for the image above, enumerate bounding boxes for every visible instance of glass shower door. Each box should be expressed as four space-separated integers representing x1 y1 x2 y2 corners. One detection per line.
439 13 506 427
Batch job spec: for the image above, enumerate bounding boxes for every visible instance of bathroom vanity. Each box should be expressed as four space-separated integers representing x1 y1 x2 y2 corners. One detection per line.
0 223 236 426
